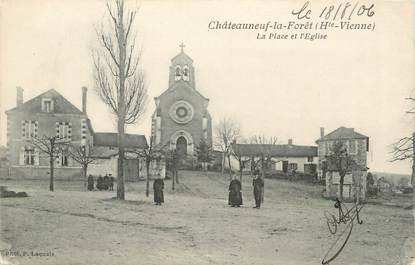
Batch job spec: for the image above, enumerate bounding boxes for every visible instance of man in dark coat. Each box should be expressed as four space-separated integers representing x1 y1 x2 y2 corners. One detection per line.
253 174 264 208
109 174 114 191
96 175 103 191
153 178 165 205
87 175 94 191
103 174 110 190
228 175 243 207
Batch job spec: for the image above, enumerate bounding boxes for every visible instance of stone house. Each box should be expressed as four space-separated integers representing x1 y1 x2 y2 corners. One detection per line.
316 127 369 201
226 140 318 175
88 133 151 181
4 87 157 181
5 87 93 180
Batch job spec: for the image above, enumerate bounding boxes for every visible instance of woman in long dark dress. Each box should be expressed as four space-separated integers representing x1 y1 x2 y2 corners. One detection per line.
253 174 264 209
96 175 103 191
153 178 164 206
228 175 243 207
87 175 94 191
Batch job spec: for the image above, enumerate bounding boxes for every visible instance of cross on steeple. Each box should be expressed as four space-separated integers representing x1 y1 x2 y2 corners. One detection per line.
179 42 185 52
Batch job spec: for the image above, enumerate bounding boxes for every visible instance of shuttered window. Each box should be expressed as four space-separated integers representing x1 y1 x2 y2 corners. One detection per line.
21 120 38 139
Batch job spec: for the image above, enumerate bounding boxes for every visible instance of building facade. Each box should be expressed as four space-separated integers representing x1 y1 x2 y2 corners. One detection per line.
88 133 151 181
316 127 369 201
151 46 212 158
5 87 93 180
227 140 318 175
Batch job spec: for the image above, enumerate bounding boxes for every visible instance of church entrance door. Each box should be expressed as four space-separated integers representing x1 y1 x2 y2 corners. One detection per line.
176 136 187 159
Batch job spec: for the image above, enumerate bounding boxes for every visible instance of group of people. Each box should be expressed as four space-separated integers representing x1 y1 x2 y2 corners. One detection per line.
228 170 264 209
151 171 265 208
87 174 114 191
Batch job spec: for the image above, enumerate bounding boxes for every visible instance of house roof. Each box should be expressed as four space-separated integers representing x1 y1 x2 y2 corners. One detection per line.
90 146 118 158
232 144 317 158
93 132 148 149
6 89 84 115
317 127 368 142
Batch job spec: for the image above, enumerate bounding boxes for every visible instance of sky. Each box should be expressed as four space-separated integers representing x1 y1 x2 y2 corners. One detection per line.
0 0 413 174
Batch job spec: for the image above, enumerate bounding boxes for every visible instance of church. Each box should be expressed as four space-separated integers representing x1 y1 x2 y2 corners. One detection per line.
151 45 212 158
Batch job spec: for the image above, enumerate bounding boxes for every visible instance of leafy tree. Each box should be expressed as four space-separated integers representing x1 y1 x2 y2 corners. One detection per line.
196 138 213 171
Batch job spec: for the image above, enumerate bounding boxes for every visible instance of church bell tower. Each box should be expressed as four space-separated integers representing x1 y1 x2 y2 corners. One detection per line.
151 44 212 158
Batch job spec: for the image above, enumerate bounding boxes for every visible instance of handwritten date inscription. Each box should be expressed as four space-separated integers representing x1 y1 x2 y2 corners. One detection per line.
292 1 375 20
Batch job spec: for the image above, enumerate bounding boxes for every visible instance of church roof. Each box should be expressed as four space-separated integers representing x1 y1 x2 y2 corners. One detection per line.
171 50 193 64
6 89 84 115
232 143 317 158
157 79 209 101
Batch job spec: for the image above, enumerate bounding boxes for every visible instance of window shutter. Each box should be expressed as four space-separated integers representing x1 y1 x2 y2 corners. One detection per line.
34 121 38 138
21 120 26 139
56 154 60 167
68 122 72 140
34 148 40 166
56 122 60 138
19 146 25 165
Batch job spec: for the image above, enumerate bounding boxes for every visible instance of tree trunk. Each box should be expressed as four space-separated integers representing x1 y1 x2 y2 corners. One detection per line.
339 173 345 201
83 165 88 190
239 159 243 182
228 154 232 180
146 159 150 197
412 132 415 186
221 152 225 176
175 169 179 184
172 167 175 191
49 155 54 192
116 1 126 200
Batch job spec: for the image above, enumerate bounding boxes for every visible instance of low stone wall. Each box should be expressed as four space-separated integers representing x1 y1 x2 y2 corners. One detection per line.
4 166 83 181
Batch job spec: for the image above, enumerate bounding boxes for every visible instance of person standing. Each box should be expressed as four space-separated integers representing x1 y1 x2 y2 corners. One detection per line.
87 175 94 191
103 174 110 190
228 175 243 207
109 174 114 191
153 177 165 206
253 173 264 209
96 175 103 191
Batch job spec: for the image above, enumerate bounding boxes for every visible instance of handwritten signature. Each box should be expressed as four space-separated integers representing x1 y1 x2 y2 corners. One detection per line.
322 198 364 265
292 1 375 20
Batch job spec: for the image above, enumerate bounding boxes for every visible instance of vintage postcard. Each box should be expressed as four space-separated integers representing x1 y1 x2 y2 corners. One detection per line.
0 0 414 264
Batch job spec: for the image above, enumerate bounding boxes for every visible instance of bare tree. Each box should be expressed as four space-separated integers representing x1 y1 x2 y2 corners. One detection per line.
132 136 165 197
249 135 278 179
163 148 179 191
215 118 240 178
93 0 148 200
67 145 96 190
326 141 356 201
29 136 68 192
231 139 251 182
390 96 415 186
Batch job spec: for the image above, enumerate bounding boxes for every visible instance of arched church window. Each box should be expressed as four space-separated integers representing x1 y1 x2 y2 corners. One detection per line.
183 65 189 81
175 65 182 81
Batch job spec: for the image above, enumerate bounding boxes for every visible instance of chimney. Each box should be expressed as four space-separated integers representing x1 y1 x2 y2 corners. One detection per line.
288 139 293 145
82 86 87 114
320 127 325 138
16 86 23 107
